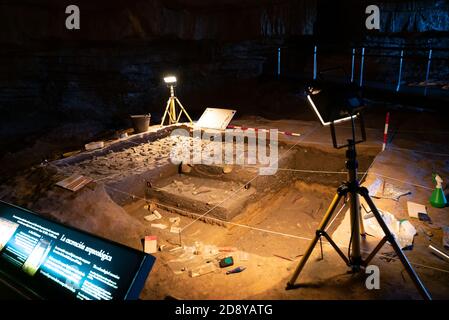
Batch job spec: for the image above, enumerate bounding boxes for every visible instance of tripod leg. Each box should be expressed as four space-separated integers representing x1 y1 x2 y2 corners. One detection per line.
359 210 366 237
363 236 388 266
359 187 432 300
174 97 194 124
169 97 176 124
348 191 362 266
319 237 323 260
320 232 350 265
287 192 344 288
160 98 172 126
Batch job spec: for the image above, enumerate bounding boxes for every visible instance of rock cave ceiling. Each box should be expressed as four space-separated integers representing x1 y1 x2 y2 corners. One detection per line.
0 0 318 45
1 0 448 48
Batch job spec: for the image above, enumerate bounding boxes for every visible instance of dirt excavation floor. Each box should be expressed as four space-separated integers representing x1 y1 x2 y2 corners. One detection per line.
1 113 449 300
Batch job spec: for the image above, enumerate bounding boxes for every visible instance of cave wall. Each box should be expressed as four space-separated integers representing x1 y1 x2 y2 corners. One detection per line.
0 0 316 155
380 0 449 33
0 0 316 44
0 0 448 161
308 0 449 89
360 1 449 85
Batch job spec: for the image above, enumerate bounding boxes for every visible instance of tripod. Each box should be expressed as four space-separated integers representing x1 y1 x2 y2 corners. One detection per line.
160 84 193 126
286 117 432 300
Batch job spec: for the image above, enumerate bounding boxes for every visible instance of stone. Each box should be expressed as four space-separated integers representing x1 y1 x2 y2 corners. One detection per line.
170 217 181 226
181 163 192 173
148 203 157 212
222 165 233 174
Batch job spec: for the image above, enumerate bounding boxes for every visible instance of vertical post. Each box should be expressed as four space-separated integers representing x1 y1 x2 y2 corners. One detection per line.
359 47 365 87
313 45 317 80
424 49 432 96
382 112 390 151
347 142 361 267
396 50 404 92
350 48 356 83
170 85 176 124
277 47 281 78
170 96 176 124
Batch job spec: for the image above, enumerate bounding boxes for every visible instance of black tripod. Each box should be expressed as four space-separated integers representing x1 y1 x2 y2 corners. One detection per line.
286 116 431 300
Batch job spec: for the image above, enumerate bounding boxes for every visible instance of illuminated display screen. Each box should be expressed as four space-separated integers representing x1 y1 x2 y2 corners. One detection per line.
0 201 155 300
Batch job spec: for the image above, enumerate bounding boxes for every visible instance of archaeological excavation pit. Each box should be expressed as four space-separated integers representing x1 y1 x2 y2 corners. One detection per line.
52 126 376 225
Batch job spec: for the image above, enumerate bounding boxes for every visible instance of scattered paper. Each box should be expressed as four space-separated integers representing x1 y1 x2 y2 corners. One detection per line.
363 209 416 249
166 243 242 277
144 210 162 222
188 262 217 277
144 236 157 254
375 180 411 201
170 226 181 234
151 223 167 230
407 201 427 219
144 215 158 221
367 178 383 196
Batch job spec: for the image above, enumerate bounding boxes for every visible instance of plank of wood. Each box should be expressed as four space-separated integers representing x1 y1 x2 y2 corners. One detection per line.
56 174 93 192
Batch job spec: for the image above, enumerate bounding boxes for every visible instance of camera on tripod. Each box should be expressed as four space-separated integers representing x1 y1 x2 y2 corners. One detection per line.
286 81 431 300
305 81 366 149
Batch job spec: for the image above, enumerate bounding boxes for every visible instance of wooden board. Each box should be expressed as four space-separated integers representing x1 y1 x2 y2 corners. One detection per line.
195 108 236 130
56 174 93 192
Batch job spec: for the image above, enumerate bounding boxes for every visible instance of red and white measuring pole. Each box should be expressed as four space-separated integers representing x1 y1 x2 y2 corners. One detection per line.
226 125 301 137
382 112 390 151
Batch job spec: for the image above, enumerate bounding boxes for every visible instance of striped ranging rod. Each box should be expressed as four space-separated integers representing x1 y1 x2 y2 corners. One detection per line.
226 125 301 137
382 112 390 151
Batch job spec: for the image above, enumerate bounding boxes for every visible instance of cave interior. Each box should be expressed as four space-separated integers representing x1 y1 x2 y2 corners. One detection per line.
0 0 449 300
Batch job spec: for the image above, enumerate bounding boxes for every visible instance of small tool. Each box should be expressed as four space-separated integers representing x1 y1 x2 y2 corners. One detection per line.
226 266 246 275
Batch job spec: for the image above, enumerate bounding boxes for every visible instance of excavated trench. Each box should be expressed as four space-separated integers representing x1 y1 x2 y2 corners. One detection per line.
140 148 375 223
53 127 376 225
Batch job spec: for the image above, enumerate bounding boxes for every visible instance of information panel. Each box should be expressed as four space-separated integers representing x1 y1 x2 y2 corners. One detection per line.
0 200 155 300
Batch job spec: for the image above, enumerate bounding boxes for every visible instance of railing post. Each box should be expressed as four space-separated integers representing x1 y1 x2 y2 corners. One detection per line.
277 47 281 78
350 48 356 83
359 47 365 87
396 50 404 92
424 49 432 96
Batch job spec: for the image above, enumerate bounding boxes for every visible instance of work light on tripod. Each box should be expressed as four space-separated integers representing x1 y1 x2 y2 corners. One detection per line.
160 75 193 126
